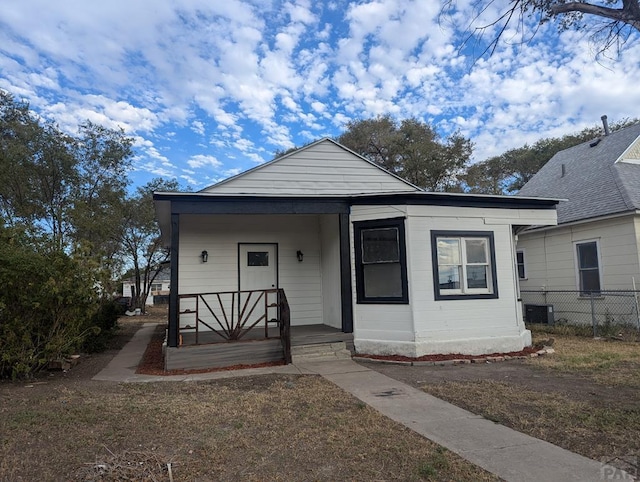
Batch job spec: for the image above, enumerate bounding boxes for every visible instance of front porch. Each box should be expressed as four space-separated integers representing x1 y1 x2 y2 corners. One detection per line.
166 324 354 371
164 288 353 371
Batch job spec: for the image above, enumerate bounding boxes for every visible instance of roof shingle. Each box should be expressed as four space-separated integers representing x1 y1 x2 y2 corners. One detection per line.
517 123 640 224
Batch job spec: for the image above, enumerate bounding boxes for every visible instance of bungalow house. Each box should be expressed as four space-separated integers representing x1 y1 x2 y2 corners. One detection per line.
154 138 558 370
517 119 640 324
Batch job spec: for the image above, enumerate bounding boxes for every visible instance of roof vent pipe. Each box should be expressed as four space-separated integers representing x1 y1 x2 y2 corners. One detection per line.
601 115 610 136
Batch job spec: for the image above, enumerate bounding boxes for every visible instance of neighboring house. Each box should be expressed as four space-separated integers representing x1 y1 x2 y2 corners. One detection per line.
517 120 640 321
122 267 171 305
154 138 557 369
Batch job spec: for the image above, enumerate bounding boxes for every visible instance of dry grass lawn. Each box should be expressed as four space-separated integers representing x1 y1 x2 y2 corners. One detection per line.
530 329 640 388
0 374 498 481
412 330 640 476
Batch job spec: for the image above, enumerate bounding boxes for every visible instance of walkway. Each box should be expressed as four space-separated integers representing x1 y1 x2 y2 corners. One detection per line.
94 323 627 481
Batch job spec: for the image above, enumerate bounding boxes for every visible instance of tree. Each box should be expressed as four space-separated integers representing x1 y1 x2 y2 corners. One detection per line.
0 90 133 256
337 115 473 191
446 0 640 58
464 117 639 194
119 178 181 312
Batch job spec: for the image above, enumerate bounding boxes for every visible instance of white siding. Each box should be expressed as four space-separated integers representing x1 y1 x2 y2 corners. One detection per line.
407 211 526 355
203 140 415 195
351 204 537 357
519 215 640 291
350 205 414 355
178 214 324 326
320 214 342 329
122 280 170 306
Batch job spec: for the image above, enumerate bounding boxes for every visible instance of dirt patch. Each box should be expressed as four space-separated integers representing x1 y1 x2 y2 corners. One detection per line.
357 344 543 362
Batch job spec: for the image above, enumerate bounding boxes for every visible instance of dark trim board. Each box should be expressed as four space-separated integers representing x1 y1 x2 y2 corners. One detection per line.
168 198 350 215
168 213 180 348
339 213 353 333
153 191 558 217
349 193 558 210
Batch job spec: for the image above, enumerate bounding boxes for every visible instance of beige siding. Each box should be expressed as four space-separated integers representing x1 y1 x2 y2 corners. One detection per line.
618 136 640 163
203 140 415 195
178 214 324 326
519 214 640 291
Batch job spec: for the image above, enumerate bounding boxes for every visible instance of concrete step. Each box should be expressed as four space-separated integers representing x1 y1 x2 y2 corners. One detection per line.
291 341 352 363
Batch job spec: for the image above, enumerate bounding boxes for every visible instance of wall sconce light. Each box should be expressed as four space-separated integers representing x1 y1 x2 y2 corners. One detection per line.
201 250 208 263
296 250 304 262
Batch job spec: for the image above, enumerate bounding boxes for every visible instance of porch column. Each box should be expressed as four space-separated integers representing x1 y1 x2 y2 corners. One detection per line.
339 212 353 333
168 213 180 347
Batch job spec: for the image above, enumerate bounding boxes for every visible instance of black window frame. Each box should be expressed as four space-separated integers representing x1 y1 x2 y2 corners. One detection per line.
354 217 409 304
516 250 526 280
575 240 601 296
431 230 499 301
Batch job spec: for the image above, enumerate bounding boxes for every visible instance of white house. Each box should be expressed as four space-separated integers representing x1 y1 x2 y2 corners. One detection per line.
517 120 640 324
154 138 557 370
122 267 171 306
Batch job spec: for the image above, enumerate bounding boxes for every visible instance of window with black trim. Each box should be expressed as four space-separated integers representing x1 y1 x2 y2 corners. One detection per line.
431 231 498 300
516 250 526 280
354 218 408 303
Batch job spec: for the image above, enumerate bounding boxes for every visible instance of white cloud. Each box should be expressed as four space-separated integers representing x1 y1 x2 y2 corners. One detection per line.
0 0 639 181
191 120 205 136
187 154 222 169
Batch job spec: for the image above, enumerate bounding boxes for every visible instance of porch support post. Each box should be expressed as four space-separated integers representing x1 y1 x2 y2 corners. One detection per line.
339 213 353 333
168 213 180 347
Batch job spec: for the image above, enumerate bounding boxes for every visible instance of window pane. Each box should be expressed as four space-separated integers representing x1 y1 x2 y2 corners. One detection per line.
465 239 487 264
362 228 399 263
437 238 460 265
363 263 402 297
467 266 488 288
248 251 269 266
577 242 598 269
580 269 601 292
438 265 460 290
517 263 526 280
516 251 524 264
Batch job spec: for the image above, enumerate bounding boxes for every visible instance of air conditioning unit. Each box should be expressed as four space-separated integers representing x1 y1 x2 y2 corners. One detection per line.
524 304 554 324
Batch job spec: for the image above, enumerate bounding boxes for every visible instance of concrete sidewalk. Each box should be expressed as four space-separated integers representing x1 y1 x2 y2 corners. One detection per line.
94 324 626 481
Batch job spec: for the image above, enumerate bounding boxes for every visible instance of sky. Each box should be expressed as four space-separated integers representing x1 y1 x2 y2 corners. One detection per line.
1 0 639 191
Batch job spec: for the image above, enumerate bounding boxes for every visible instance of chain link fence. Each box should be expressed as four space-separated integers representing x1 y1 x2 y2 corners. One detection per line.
520 290 640 337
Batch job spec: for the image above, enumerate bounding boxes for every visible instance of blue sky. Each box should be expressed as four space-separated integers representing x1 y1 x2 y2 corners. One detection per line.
1 0 639 190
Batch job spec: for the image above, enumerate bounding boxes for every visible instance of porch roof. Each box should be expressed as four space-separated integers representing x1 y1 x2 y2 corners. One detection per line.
153 190 559 246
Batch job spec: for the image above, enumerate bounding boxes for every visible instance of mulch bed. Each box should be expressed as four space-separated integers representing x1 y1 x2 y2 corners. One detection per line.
135 327 285 376
356 344 544 363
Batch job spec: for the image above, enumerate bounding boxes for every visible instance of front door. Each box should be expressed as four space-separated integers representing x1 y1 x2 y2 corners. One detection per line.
239 243 278 323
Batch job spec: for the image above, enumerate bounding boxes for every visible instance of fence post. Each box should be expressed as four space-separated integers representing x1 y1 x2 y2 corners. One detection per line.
590 292 597 338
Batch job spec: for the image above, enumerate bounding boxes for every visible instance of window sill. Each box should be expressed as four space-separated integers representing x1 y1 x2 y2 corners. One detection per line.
435 293 498 301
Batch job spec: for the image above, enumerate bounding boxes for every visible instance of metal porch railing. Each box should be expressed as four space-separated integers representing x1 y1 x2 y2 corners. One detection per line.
177 288 291 363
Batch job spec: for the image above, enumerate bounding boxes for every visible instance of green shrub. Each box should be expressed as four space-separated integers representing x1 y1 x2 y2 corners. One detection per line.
82 300 120 353
0 232 100 378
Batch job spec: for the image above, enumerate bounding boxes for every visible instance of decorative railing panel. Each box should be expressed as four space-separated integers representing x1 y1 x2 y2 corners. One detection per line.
177 288 292 365
178 288 280 343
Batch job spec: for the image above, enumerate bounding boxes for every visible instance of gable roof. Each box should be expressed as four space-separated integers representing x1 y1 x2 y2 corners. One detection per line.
518 123 640 224
200 138 420 195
